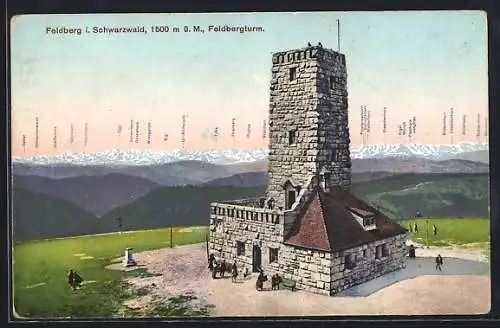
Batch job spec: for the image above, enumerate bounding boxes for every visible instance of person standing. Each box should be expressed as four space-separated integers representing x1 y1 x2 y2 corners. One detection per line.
208 253 215 271
414 222 418 233
433 224 438 236
67 269 76 290
231 260 238 283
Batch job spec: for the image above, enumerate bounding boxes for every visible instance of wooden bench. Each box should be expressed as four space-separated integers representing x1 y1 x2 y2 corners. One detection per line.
279 277 296 291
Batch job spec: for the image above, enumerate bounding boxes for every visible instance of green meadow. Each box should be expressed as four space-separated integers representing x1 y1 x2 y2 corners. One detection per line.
13 217 490 318
404 217 490 249
13 226 208 318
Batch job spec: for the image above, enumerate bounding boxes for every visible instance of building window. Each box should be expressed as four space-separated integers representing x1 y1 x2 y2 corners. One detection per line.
382 244 389 257
269 248 279 263
289 67 297 81
376 244 388 259
288 130 297 145
329 75 334 89
237 241 245 256
363 217 375 226
286 189 296 210
345 254 356 269
363 249 367 257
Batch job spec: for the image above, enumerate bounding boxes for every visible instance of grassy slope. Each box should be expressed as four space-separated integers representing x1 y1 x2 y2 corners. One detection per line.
13 226 208 318
12 188 98 242
350 173 489 219
404 217 490 247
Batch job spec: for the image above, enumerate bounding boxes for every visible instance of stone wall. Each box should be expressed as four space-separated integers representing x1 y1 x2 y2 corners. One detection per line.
266 46 351 210
330 234 408 295
278 244 331 295
208 202 285 272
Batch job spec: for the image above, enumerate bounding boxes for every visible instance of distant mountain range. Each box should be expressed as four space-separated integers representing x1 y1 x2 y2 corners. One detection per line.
12 142 489 166
12 160 268 185
12 157 488 186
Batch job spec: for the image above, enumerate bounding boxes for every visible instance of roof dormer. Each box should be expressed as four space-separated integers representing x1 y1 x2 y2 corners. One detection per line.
348 207 377 231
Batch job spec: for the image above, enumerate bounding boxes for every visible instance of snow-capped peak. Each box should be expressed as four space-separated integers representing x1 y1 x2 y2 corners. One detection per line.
12 142 488 166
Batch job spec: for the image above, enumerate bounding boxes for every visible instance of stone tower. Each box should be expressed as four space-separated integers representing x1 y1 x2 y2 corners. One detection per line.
266 44 352 210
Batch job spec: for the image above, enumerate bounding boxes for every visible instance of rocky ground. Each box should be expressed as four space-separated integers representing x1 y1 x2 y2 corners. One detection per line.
106 243 490 317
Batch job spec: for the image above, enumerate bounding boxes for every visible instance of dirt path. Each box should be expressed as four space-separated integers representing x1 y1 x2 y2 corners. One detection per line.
107 243 490 316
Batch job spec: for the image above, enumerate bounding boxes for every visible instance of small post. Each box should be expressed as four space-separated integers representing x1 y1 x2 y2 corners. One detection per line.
170 227 173 248
117 217 123 233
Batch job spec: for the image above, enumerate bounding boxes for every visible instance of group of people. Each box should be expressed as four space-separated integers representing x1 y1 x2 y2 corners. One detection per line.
67 269 84 291
408 223 438 235
208 253 249 282
208 254 284 290
256 270 283 291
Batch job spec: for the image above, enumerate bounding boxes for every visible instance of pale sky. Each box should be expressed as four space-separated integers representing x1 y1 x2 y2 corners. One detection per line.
10 11 488 156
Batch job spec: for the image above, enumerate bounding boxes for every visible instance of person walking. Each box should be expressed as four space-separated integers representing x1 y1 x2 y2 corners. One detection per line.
435 254 443 271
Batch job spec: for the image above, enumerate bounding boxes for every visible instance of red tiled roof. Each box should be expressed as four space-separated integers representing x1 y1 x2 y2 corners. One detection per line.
284 186 407 252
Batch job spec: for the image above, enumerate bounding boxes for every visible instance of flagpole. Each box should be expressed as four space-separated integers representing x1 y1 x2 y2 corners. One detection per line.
337 19 341 52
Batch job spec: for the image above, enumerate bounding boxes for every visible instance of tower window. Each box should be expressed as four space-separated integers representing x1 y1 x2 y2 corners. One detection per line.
286 190 296 210
324 172 331 186
289 67 297 81
329 149 339 162
329 76 335 89
288 130 297 145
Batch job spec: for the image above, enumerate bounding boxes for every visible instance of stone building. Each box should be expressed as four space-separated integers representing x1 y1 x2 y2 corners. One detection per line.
208 43 407 296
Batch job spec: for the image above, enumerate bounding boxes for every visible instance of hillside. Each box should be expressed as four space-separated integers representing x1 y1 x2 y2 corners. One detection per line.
11 188 98 242
350 173 490 219
11 173 489 241
12 173 161 216
96 186 266 233
450 150 489 164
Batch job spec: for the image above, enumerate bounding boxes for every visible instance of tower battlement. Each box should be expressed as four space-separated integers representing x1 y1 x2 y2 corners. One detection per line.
272 45 345 65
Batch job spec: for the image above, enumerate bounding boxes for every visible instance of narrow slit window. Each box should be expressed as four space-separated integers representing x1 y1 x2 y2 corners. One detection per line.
289 67 297 81
288 130 297 145
329 76 335 89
